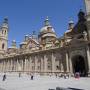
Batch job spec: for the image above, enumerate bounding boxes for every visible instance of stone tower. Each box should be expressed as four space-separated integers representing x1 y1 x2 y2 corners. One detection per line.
84 0 90 40
0 17 9 56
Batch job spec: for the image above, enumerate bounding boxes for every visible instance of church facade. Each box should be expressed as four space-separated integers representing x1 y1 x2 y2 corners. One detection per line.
0 0 90 76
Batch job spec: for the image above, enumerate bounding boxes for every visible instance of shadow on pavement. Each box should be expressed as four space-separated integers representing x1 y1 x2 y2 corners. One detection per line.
0 88 5 90
68 87 84 90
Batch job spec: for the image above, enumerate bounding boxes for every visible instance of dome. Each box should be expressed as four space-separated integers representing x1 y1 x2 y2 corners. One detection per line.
20 41 27 45
68 20 74 24
42 33 56 38
40 25 55 33
40 17 55 34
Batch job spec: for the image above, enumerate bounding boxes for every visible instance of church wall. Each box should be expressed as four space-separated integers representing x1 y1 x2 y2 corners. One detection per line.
0 43 89 76
0 48 67 75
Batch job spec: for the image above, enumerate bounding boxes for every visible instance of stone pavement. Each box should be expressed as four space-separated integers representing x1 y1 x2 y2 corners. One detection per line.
0 74 90 90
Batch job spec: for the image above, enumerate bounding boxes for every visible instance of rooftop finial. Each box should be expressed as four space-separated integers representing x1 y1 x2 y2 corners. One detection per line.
3 16 8 24
44 16 50 26
68 18 74 29
46 16 49 20
32 30 37 39
12 40 16 47
69 18 74 24
1 16 8 28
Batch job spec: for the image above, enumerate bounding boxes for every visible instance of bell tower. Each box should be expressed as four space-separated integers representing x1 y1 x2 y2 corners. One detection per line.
84 0 90 40
0 17 9 55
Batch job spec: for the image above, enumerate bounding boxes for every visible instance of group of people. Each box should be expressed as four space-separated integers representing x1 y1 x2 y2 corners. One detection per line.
1 72 80 81
55 73 69 79
2 73 34 81
19 73 34 80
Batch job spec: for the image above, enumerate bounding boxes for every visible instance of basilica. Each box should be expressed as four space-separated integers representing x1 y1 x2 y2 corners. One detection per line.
0 0 90 77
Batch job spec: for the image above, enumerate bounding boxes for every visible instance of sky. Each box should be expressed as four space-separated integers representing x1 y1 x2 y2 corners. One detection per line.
0 0 85 47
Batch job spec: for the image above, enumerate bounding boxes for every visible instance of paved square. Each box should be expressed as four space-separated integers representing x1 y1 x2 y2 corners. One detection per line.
0 73 90 90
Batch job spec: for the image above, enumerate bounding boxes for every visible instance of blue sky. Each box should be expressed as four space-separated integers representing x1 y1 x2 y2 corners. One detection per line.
0 0 85 47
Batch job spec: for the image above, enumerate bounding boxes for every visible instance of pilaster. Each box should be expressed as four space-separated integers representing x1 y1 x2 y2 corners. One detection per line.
86 46 90 76
44 55 47 75
66 52 69 72
52 52 55 74
35 56 38 73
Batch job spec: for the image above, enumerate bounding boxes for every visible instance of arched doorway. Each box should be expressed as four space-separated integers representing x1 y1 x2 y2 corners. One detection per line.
72 55 87 77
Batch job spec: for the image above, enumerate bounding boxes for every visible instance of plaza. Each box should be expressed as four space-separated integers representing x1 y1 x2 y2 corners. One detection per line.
0 73 90 90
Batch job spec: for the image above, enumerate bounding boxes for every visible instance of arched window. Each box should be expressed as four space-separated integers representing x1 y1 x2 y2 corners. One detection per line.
5 30 6 35
2 43 5 49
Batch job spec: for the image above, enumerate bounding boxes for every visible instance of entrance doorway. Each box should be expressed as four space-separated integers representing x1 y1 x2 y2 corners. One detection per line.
72 55 87 77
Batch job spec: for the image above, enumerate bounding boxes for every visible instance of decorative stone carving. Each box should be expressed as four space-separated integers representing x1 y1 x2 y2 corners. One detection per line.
70 49 86 59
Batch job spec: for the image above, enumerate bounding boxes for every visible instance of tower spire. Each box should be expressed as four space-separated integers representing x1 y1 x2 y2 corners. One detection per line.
2 17 8 28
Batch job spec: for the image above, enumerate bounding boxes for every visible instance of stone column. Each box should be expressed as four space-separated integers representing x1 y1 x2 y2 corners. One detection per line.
35 56 38 73
69 56 73 76
21 59 24 72
28 56 31 72
16 59 19 71
24 58 27 72
24 56 29 72
28 57 31 72
11 59 13 71
0 61 2 72
10 59 12 71
7 60 9 72
8 60 10 72
1 61 3 72
12 59 14 71
86 46 90 76
3 60 6 72
2 60 4 72
61 62 64 72
27 57 29 72
40 56 44 74
2 61 4 72
29 56 32 73
18 59 22 72
8 60 11 72
14 59 16 71
52 52 55 74
44 55 47 75
66 52 69 72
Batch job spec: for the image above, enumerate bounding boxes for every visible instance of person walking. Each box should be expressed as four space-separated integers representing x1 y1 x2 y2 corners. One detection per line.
2 73 6 81
31 75 33 80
